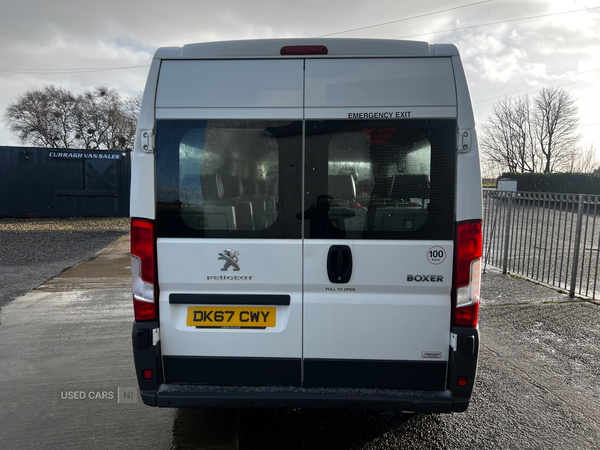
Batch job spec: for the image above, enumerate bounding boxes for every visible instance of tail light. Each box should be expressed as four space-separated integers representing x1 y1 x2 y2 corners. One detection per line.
131 218 157 321
280 45 328 55
453 220 482 327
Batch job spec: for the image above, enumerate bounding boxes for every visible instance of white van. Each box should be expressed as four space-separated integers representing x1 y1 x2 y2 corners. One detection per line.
130 38 482 413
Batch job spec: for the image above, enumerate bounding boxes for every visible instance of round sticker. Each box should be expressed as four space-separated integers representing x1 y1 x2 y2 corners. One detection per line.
427 246 446 265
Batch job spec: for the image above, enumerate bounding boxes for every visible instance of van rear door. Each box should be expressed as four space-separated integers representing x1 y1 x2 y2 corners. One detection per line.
154 59 305 386
301 58 458 389
154 56 459 391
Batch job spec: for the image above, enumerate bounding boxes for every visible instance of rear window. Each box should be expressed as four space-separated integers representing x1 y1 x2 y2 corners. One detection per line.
156 120 303 238
156 119 455 240
304 120 456 240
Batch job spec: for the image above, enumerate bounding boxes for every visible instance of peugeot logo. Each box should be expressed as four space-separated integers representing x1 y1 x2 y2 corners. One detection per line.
218 249 240 271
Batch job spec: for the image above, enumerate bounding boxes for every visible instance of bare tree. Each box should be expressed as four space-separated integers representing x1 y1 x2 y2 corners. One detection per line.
4 85 80 148
533 86 582 173
480 95 537 173
567 143 599 173
480 87 582 174
4 85 141 150
480 154 505 179
74 87 141 150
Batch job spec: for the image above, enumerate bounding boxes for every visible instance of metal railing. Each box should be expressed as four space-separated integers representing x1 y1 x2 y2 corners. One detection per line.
483 189 600 300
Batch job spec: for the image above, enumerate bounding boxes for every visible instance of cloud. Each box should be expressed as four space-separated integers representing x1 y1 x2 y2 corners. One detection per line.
0 0 599 149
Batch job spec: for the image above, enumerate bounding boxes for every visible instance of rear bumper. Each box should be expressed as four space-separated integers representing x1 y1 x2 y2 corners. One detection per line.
132 322 478 413
141 384 469 413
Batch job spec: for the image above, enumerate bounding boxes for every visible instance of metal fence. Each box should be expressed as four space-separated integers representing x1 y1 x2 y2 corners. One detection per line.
483 189 600 300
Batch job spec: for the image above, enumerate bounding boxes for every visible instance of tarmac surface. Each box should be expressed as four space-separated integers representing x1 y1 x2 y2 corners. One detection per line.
0 229 127 310
0 234 599 449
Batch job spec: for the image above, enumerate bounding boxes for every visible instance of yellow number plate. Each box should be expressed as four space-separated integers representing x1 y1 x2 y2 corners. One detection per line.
186 306 276 328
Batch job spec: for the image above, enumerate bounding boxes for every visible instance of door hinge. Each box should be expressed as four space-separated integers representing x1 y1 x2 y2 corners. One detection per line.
140 130 154 153
457 129 472 153
450 332 458 352
152 328 160 346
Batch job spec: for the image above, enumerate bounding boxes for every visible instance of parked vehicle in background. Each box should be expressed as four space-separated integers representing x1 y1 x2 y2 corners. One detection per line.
130 38 482 413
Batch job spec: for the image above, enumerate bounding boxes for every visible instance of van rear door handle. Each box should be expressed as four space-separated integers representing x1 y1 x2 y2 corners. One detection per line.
327 245 352 284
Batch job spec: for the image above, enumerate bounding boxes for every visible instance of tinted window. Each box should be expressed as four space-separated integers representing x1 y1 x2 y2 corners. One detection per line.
156 120 302 238
304 120 456 240
156 119 455 240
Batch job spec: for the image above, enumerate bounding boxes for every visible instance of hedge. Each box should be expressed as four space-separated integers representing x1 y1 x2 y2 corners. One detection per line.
498 172 600 195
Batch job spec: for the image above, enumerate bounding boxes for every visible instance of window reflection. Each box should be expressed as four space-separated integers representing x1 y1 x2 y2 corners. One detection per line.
304 120 456 240
178 123 281 231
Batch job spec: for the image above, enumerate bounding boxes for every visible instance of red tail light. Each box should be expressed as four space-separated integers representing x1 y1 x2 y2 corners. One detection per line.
453 220 482 327
131 218 157 321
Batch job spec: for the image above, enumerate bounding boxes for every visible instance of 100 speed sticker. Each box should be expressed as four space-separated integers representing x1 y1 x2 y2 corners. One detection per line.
427 246 447 265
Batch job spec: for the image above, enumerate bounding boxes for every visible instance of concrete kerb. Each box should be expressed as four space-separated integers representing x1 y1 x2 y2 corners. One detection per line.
35 234 132 293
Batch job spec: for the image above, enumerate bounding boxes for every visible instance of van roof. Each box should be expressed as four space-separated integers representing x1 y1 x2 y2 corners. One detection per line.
154 38 459 59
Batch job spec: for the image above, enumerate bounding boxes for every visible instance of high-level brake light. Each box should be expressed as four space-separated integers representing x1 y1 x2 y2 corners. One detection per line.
280 45 328 55
131 218 157 321
454 220 482 327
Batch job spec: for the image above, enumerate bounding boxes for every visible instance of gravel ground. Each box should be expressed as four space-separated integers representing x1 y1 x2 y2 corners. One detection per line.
0 217 129 232
0 217 130 310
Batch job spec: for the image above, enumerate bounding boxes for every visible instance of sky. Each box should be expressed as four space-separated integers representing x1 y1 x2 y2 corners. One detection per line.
0 0 599 164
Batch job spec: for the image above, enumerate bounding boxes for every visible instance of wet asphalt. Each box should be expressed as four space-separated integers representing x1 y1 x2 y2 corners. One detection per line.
0 230 127 310
0 232 599 449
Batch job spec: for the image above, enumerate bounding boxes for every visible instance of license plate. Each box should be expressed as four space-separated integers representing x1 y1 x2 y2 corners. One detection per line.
186 306 276 328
